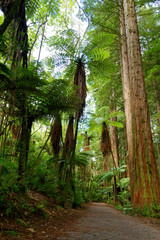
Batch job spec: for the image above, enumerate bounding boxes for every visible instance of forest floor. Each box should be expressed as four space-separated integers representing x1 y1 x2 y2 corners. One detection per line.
0 192 160 240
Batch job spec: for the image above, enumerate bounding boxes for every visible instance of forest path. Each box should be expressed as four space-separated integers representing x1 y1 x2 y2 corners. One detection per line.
57 202 160 240
1 202 160 239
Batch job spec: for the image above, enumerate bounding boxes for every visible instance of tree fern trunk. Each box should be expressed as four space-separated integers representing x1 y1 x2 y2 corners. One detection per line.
17 0 30 190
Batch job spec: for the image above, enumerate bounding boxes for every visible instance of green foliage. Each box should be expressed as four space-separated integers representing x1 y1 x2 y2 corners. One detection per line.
27 164 56 198
150 203 160 218
88 47 110 62
0 62 14 91
26 0 40 19
120 178 130 188
0 0 159 218
16 218 28 226
98 165 127 183
5 230 20 236
133 203 160 218
74 151 93 167
35 202 48 218
0 63 76 121
93 108 125 130
0 180 23 217
89 181 104 202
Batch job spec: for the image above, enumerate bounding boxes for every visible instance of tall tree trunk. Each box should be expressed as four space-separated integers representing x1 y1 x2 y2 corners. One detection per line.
123 0 160 208
64 115 74 158
82 132 90 191
59 116 75 206
118 38 130 179
100 121 117 196
11 0 28 68
61 59 87 206
58 115 74 185
18 115 34 190
51 116 62 158
123 123 130 178
71 117 79 208
50 116 62 172
37 14 48 62
110 117 119 167
0 112 5 134
119 0 133 166
153 80 160 170
74 59 87 121
1 0 30 189
100 122 112 174
17 0 29 190
0 0 22 36
156 102 160 170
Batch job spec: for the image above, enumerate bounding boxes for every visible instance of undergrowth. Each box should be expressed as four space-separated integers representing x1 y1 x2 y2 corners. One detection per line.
132 203 160 218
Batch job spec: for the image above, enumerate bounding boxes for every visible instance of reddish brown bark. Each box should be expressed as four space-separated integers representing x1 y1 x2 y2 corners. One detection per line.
100 122 112 174
122 0 160 208
74 59 87 120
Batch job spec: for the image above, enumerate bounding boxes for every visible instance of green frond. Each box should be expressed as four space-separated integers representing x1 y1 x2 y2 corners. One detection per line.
17 77 76 118
74 152 90 168
14 67 46 90
0 74 15 91
26 0 40 19
108 120 123 128
98 172 114 183
0 63 12 76
120 178 130 188
0 63 15 91
88 47 110 62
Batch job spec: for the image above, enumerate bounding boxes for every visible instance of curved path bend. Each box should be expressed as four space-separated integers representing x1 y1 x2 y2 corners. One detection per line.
57 202 160 240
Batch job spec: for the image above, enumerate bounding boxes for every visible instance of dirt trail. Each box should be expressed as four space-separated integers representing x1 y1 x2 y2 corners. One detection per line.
1 202 160 239
57 202 160 240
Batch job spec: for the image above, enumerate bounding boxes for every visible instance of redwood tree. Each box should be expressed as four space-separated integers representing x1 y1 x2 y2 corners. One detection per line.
122 0 160 208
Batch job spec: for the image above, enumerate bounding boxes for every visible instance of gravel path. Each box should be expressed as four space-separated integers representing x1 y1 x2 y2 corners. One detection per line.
58 202 160 240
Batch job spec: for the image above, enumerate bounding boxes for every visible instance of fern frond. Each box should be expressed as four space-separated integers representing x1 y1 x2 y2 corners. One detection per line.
26 0 40 19
0 63 15 91
0 63 12 76
74 152 90 168
88 47 110 62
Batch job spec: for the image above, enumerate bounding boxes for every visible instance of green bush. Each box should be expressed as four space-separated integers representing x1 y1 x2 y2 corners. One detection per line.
27 165 57 198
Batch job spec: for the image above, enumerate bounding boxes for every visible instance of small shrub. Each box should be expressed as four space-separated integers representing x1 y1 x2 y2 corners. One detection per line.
150 203 160 218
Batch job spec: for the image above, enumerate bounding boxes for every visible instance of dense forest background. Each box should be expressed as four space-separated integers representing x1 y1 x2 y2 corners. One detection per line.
0 0 160 218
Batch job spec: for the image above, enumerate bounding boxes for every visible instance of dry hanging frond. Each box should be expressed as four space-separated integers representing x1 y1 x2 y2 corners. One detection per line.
74 59 87 120
64 116 74 157
51 116 62 157
83 132 90 151
12 124 21 139
100 122 111 157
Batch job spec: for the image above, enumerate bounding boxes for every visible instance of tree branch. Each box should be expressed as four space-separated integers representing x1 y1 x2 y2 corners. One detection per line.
28 20 48 62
